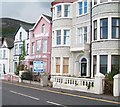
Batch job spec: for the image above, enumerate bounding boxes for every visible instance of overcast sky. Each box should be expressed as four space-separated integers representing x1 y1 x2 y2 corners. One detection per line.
0 0 53 23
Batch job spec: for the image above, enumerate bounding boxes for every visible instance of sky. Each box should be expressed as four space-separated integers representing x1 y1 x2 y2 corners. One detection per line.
0 0 53 23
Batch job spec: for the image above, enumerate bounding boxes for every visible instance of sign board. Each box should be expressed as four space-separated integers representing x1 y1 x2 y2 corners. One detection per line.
33 61 44 72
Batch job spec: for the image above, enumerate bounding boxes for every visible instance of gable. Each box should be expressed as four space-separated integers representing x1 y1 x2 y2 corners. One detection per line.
14 26 28 42
30 14 51 31
1 40 7 48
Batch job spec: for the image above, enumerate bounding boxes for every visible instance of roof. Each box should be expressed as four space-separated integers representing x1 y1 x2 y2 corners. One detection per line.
42 14 52 22
30 14 52 31
4 37 14 49
20 23 35 31
14 23 34 36
52 0 77 6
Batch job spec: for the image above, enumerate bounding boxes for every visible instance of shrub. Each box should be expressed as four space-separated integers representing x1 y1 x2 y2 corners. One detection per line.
21 70 33 81
104 66 119 95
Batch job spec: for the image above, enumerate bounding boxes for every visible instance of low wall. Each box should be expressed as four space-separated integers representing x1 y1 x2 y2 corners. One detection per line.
51 73 105 94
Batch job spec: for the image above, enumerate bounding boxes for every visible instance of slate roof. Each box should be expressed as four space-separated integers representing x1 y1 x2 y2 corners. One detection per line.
42 14 52 22
20 23 35 32
4 37 14 49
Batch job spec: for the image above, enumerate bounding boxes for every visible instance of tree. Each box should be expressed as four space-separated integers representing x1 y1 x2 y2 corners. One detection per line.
19 40 26 64
15 40 26 75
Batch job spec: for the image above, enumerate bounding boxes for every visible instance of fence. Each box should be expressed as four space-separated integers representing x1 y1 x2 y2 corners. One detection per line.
2 73 19 82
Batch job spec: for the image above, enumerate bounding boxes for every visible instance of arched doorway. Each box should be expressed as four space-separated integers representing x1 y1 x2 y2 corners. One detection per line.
80 58 87 76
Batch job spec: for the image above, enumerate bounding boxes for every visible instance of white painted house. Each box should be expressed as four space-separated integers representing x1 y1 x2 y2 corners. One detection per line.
13 24 34 73
0 38 14 79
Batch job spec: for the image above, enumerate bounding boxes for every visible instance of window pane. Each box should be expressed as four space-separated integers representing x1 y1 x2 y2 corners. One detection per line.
64 30 70 45
64 5 70 17
111 55 120 71
94 20 97 40
56 30 61 45
100 55 108 74
56 57 60 73
57 5 61 17
84 0 87 14
93 55 97 76
63 58 69 74
79 2 82 15
112 18 120 39
43 40 47 53
36 40 41 52
100 19 108 39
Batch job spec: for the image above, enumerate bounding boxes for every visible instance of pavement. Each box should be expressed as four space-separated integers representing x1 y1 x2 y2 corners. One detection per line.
2 80 120 103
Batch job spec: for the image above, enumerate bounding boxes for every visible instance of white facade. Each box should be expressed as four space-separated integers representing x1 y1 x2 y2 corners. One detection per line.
0 39 14 79
51 0 120 93
51 0 120 77
13 25 31 73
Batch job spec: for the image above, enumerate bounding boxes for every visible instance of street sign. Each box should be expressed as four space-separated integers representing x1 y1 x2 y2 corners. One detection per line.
33 61 44 72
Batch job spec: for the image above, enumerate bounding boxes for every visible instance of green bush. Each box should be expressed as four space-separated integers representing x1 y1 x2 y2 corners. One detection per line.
104 66 119 95
107 66 119 81
21 70 33 81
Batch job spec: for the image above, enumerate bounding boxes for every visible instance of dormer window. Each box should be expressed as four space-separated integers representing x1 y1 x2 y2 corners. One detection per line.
42 24 45 34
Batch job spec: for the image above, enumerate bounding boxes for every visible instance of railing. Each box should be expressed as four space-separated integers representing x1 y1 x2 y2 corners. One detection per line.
53 76 94 88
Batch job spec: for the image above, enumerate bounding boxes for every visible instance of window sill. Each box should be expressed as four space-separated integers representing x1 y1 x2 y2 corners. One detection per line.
53 17 72 21
76 13 89 18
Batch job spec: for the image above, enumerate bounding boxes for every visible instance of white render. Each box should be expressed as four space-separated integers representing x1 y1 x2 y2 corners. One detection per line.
51 0 120 94
113 74 120 96
0 39 14 79
13 26 31 73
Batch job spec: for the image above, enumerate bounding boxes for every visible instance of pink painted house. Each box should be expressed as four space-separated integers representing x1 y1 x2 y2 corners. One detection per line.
28 14 52 75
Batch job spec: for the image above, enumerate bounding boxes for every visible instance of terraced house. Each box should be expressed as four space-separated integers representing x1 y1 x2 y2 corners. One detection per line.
29 14 52 75
51 0 120 92
13 23 34 73
0 38 14 79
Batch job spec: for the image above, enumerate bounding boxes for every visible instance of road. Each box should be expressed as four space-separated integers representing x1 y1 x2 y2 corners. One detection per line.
1 81 119 107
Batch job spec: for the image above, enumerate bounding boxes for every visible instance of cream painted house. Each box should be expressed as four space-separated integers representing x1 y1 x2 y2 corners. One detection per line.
51 0 120 93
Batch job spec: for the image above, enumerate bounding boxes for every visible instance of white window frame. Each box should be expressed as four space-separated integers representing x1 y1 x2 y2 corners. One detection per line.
78 26 87 43
63 29 70 45
77 0 88 16
64 5 70 17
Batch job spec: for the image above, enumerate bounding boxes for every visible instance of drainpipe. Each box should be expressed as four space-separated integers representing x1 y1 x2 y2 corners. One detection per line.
89 1 92 78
